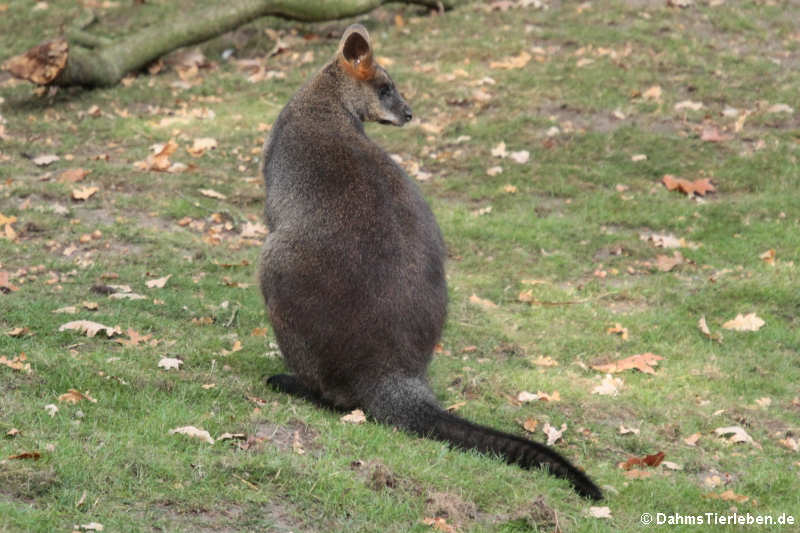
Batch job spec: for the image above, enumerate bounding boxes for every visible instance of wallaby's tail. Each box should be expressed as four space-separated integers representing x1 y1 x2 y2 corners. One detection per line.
364 376 603 501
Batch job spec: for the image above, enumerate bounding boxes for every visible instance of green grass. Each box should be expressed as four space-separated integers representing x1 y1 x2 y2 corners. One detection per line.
2 0 799 531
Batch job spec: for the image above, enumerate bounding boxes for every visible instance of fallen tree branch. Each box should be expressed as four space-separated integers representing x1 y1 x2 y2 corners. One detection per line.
2 0 459 88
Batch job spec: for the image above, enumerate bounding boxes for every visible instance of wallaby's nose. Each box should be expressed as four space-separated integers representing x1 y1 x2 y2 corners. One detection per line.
403 109 413 123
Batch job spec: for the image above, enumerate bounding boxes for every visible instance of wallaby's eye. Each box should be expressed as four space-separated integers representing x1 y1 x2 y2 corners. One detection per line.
378 84 392 99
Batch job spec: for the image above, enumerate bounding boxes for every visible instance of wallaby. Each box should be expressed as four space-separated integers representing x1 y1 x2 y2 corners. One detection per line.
258 23 602 501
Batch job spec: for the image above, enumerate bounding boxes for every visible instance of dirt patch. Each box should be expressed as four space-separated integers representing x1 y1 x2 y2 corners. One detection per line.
425 491 479 529
349 459 423 494
151 500 315 533
251 419 321 456
0 461 59 503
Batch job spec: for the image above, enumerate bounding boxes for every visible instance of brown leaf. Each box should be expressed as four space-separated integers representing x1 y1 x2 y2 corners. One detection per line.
71 186 99 201
662 174 716 196
722 313 765 332
341 409 367 424
542 422 567 445
0 271 19 292
714 426 760 448
0 353 31 373
8 451 41 461
704 489 749 503
7 327 31 337
588 506 612 519
186 137 218 157
642 85 662 101
698 316 723 342
134 140 179 172
169 425 214 444
199 188 227 200
58 320 121 338
592 353 664 374
145 274 171 288
422 517 458 533
521 417 538 433
759 249 776 265
59 168 91 183
606 323 629 340
115 328 152 347
490 51 531 70
469 293 498 310
684 432 701 446
58 389 97 404
2 38 68 84
619 451 665 470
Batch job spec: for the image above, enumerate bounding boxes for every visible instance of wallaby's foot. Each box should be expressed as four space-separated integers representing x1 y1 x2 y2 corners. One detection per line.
267 374 315 398
267 374 339 411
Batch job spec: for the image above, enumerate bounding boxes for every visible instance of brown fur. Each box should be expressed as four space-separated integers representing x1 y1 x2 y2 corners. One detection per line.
258 24 601 501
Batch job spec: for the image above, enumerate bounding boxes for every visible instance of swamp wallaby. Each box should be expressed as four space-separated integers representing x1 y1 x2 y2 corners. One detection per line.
258 23 602 500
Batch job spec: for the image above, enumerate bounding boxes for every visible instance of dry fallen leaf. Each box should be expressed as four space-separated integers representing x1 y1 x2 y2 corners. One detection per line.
59 168 91 183
341 409 367 424
489 51 531 70
158 357 183 370
0 353 31 373
759 249 776 266
714 426 761 448
542 422 567 445
642 85 662 101
187 137 218 157
199 188 227 200
705 489 749 503
469 293 498 310
662 174 716 197
779 436 799 452
618 424 640 435
146 275 171 288
169 425 214 444
521 417 538 433
588 506 612 519
8 451 41 461
606 323 629 340
32 153 60 166
74 522 104 532
422 517 458 533
592 374 623 396
71 186 99 201
491 141 508 158
58 320 121 338
698 316 723 343
532 355 558 367
44 404 58 416
592 353 664 375
722 312 765 332
58 389 97 404
674 100 704 111
509 150 530 164
116 328 153 347
619 451 665 470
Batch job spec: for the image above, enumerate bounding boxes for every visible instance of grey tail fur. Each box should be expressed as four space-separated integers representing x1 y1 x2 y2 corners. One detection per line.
364 376 603 501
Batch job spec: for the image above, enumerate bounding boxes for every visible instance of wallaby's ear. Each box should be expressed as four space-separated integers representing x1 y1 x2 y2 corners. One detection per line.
337 24 375 81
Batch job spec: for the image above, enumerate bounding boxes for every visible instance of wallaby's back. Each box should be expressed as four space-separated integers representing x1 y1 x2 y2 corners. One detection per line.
259 24 602 501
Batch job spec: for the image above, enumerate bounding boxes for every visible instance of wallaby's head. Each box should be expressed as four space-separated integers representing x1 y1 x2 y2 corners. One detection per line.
335 24 412 127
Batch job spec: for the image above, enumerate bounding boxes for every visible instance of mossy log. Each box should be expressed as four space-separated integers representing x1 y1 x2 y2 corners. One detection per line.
1 0 456 88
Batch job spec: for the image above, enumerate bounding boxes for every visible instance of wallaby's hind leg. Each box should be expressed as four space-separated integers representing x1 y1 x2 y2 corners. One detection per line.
267 374 340 411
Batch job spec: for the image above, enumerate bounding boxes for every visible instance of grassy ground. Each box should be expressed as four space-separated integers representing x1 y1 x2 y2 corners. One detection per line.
1 0 799 531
